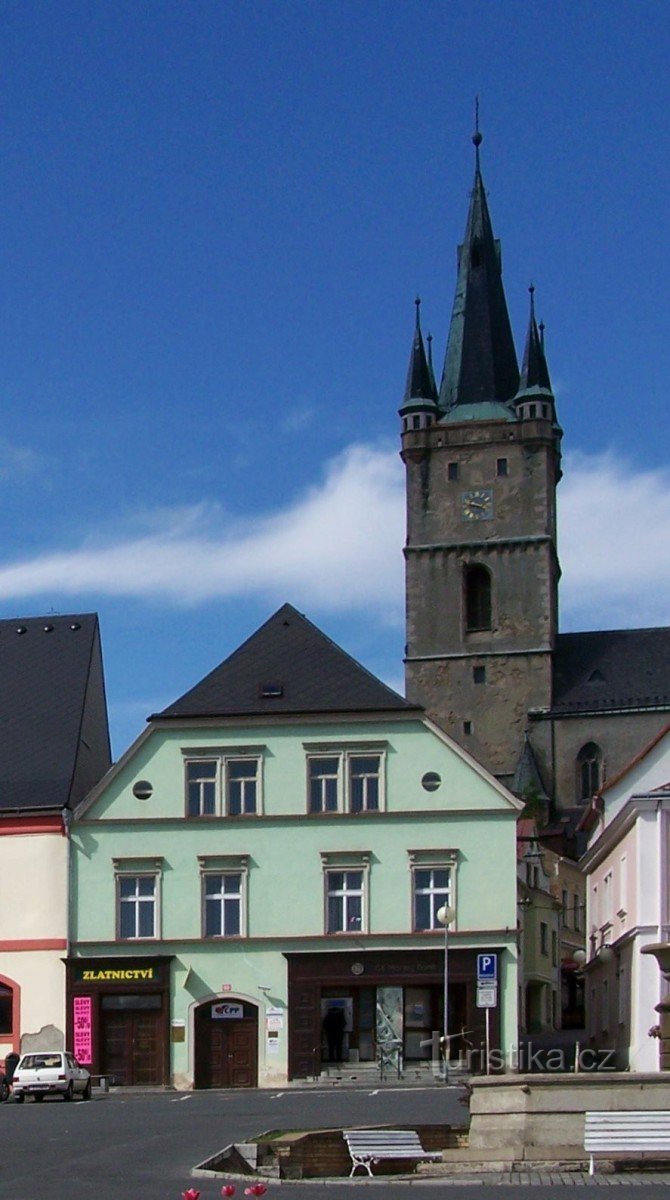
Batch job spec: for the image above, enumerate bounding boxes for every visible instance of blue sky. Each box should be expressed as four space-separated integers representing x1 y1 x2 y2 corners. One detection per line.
2 1 670 757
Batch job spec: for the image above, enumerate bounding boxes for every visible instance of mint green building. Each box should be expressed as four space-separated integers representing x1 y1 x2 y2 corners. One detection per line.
68 605 521 1088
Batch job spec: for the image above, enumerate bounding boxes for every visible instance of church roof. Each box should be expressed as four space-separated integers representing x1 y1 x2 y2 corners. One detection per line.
552 628 670 714
155 603 418 720
399 299 439 414
0 613 111 812
438 133 519 415
515 285 553 399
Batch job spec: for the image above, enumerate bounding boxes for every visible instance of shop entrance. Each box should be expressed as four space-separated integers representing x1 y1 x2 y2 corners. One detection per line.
194 999 258 1088
100 994 165 1085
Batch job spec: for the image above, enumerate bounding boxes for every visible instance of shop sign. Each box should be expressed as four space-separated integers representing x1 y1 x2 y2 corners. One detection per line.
266 1015 283 1030
212 1001 243 1019
73 996 92 1064
73 963 160 984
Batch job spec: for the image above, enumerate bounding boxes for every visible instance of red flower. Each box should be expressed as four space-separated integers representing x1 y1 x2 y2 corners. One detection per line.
182 1191 201 1200
244 1187 267 1197
221 1189 236 1197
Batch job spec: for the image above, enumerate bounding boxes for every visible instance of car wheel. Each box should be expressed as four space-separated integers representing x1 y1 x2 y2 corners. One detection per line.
63 1082 74 1102
82 1078 92 1100
14 1092 24 1104
0 1079 9 1103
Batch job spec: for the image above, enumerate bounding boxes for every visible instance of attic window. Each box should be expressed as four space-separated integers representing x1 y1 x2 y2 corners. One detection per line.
260 682 283 699
587 669 605 684
15 626 26 635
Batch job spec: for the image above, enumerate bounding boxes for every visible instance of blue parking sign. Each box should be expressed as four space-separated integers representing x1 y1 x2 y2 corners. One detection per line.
477 953 497 981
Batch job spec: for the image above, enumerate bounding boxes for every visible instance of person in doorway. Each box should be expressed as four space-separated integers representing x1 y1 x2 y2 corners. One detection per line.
322 1004 347 1062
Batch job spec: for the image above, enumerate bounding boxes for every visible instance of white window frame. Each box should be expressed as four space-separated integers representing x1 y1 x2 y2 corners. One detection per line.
408 850 458 932
199 855 249 938
320 851 370 934
113 857 162 941
304 744 387 814
183 749 263 817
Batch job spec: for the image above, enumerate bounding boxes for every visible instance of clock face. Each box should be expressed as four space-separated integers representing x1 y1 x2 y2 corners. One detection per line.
461 488 493 521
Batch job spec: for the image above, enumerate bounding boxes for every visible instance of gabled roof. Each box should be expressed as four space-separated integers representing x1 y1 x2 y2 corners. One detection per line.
0 613 111 812
552 628 670 715
154 604 419 720
438 135 519 417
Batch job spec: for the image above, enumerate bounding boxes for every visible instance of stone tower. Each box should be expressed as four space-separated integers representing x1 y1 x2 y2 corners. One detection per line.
401 132 562 785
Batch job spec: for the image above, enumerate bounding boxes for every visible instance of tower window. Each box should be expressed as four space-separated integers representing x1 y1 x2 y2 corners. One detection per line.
576 742 602 802
448 462 459 481
473 665 486 684
496 458 508 477
412 415 420 430
463 720 472 735
464 565 492 632
529 404 537 418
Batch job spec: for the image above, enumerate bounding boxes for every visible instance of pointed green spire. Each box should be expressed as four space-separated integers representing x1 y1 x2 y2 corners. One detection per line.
439 127 519 419
399 297 439 419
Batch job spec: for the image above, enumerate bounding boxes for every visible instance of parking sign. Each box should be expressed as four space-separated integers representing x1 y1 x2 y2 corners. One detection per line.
477 953 497 981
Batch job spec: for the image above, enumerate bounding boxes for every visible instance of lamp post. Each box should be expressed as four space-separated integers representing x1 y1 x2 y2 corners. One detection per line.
436 903 456 1082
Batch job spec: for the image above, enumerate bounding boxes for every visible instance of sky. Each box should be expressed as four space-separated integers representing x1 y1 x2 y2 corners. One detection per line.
2 0 670 758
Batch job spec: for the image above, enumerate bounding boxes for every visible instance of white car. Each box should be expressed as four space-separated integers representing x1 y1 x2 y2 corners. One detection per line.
12 1051 91 1102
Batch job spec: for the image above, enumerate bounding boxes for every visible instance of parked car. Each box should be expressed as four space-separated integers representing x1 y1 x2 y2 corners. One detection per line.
11 1051 91 1102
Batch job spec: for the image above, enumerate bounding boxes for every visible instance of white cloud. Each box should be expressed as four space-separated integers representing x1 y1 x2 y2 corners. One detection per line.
0 442 667 633
559 451 670 629
0 442 405 613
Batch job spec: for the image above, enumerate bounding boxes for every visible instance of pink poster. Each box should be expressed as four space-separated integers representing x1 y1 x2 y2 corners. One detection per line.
73 996 92 1063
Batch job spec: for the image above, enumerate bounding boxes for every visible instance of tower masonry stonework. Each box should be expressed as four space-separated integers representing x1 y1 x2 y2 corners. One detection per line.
400 134 670 823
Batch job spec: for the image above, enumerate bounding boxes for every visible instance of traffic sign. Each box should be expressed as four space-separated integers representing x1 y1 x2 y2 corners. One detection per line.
477 953 497 981
476 984 497 1008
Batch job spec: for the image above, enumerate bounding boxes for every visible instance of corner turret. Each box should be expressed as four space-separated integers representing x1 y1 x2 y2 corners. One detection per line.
399 298 439 433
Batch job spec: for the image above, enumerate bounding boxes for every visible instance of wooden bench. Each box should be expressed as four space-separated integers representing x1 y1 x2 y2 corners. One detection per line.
585 1110 670 1175
343 1129 441 1177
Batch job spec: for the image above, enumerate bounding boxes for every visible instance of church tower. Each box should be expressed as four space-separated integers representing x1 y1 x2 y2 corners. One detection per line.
401 130 562 785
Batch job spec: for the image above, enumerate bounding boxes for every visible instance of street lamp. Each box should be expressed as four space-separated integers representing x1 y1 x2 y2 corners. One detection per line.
436 903 456 1082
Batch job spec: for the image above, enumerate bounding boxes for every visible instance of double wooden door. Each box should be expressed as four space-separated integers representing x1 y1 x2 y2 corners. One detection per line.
101 1009 165 1086
194 1002 258 1088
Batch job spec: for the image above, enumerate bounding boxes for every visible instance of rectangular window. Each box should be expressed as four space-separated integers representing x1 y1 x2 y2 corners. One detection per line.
349 755 381 812
561 889 569 928
187 760 217 816
203 872 243 938
551 930 558 966
448 461 459 481
185 755 261 817
574 893 583 933
305 747 386 813
413 867 452 931
309 756 340 813
118 875 157 940
326 870 364 933
540 921 548 955
473 665 486 684
496 457 508 477
227 759 258 815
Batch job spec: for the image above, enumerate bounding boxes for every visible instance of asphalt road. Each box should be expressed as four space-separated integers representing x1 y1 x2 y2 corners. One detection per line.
1 1086 669 1200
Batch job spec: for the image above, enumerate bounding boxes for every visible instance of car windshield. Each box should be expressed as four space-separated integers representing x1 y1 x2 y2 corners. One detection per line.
19 1054 63 1069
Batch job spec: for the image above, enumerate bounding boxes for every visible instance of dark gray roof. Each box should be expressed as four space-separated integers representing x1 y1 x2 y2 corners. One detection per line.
399 299 439 415
155 604 418 720
552 628 670 714
438 147 519 415
0 613 111 812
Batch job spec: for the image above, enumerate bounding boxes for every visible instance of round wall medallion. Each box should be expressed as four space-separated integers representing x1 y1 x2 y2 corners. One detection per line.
351 962 364 976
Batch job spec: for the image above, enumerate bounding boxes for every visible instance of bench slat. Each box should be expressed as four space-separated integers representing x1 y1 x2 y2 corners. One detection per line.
343 1129 439 1177
585 1110 670 1176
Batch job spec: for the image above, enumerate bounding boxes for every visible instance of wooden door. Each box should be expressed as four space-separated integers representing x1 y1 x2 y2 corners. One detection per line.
194 1002 258 1088
101 1010 164 1085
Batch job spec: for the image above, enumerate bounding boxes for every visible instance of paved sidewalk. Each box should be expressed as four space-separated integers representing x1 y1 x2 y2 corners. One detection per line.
425 1172 670 1186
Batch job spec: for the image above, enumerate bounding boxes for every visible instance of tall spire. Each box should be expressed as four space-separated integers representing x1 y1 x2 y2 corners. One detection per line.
516 284 552 395
439 121 519 417
399 297 439 421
